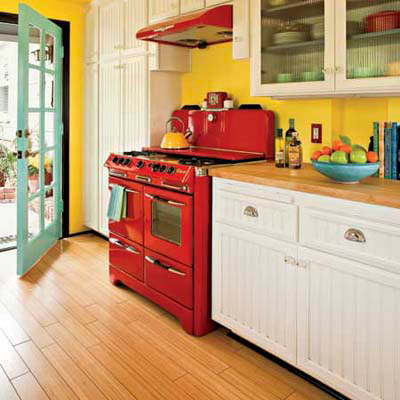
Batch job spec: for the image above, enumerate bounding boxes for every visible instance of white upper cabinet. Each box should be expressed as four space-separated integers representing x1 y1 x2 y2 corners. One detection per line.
149 0 180 23
233 0 249 59
122 0 147 55
206 0 230 6
181 0 205 14
335 0 400 95
99 0 123 60
251 0 400 98
84 6 99 64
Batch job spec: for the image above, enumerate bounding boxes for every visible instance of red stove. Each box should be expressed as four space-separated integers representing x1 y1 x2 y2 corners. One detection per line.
105 107 275 336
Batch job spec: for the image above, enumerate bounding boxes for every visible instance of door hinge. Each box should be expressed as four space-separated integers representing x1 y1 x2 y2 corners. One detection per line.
61 46 65 59
60 200 64 212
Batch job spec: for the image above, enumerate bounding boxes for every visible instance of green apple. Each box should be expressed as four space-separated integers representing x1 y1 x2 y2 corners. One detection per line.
318 155 331 163
330 151 348 164
350 149 367 164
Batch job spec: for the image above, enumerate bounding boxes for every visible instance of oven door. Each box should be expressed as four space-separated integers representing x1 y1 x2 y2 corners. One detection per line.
108 177 143 245
144 186 193 266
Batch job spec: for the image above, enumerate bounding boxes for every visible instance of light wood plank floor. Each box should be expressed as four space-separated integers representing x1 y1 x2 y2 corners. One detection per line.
0 234 335 400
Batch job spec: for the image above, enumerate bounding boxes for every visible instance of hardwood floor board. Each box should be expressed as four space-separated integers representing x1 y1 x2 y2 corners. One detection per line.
85 320 192 400
86 304 186 381
15 341 78 400
175 373 226 400
12 372 50 400
237 347 335 400
45 322 136 400
0 288 54 349
42 343 108 400
0 302 30 346
0 365 20 400
0 328 29 379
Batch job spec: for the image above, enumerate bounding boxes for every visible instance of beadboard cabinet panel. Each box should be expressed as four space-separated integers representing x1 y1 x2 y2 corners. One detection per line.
212 222 298 365
232 0 249 60
123 0 147 56
149 0 179 23
83 64 99 231
206 0 230 6
297 247 400 400
84 6 99 64
122 56 149 150
99 0 123 60
98 60 122 236
180 0 205 13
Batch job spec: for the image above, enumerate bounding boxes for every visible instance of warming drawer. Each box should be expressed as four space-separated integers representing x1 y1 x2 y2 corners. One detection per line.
145 249 193 309
109 233 144 281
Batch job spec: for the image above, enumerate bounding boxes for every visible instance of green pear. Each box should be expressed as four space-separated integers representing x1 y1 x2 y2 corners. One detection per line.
331 151 348 164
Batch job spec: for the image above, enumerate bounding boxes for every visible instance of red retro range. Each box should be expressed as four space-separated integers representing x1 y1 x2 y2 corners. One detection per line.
105 107 275 336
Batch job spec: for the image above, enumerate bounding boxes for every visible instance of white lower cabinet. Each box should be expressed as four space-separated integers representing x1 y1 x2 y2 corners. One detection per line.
212 223 298 365
297 247 400 400
212 178 400 400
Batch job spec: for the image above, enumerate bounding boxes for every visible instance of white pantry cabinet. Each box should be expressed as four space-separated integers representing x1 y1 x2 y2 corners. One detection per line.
149 0 180 23
122 0 147 56
180 0 205 14
212 223 298 364
206 0 230 6
84 6 98 63
99 0 123 60
251 0 400 98
212 177 400 400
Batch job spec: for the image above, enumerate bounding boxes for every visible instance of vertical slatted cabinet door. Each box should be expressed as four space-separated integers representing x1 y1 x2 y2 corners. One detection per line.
83 64 99 231
149 0 179 23
17 4 63 276
84 7 98 63
122 56 148 150
297 247 400 400
99 0 122 60
122 0 147 56
180 0 205 14
212 223 298 365
98 59 122 236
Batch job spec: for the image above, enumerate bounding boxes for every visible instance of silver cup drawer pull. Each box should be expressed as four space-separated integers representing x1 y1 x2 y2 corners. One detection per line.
344 228 366 243
244 206 259 218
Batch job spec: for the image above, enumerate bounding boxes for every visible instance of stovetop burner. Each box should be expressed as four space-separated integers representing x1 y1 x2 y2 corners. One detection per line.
178 158 218 166
123 150 159 157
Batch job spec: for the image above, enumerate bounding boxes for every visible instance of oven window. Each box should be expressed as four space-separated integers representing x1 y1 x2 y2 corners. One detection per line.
151 201 182 245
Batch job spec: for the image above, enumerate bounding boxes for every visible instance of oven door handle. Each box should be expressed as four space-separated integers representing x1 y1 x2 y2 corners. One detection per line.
110 238 140 255
109 185 139 194
161 181 188 192
145 256 186 276
144 193 185 207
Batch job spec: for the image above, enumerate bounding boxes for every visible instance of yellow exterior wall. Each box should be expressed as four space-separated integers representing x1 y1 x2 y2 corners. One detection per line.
182 43 399 160
1 0 86 233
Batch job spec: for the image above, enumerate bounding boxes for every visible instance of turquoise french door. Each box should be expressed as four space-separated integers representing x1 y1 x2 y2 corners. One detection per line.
17 4 63 276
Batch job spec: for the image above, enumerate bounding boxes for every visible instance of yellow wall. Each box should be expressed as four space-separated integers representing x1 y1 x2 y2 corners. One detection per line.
182 43 399 161
1 0 86 233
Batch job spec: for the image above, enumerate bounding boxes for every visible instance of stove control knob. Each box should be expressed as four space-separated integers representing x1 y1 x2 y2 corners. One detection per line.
152 164 161 172
112 156 119 163
167 166 175 175
118 158 125 164
159 165 167 173
124 159 131 166
136 160 145 169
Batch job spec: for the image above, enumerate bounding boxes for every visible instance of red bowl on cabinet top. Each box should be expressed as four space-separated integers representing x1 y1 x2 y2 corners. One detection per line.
365 11 400 33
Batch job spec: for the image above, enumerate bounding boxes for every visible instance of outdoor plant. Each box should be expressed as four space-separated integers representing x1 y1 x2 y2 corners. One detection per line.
0 143 17 187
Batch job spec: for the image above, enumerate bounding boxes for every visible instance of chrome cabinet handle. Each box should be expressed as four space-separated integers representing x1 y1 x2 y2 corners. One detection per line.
161 181 189 192
167 200 185 207
110 171 127 179
126 246 140 255
244 206 258 218
110 238 140 255
110 238 124 248
297 260 308 269
145 256 186 277
145 194 185 207
135 175 152 183
126 188 139 194
284 256 297 266
344 228 366 243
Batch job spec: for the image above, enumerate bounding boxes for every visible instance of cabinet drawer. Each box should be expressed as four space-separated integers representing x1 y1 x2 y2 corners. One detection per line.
214 186 298 242
109 233 144 281
300 207 400 273
145 250 193 309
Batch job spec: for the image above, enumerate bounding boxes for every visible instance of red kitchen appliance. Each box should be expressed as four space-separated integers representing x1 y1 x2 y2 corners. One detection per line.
136 5 233 49
105 107 275 336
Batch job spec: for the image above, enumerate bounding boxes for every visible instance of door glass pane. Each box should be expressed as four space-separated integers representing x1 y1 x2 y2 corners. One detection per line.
44 150 54 187
27 153 41 195
45 33 55 70
28 112 40 152
45 72 54 108
29 25 41 66
29 68 40 108
44 112 54 148
261 0 325 84
346 0 400 79
44 187 55 228
151 200 181 245
28 198 41 239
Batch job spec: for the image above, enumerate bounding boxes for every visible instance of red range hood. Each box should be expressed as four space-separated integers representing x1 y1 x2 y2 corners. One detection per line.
136 5 233 49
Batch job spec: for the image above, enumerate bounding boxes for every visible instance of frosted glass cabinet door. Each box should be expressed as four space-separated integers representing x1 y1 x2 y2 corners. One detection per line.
335 0 400 94
251 0 335 97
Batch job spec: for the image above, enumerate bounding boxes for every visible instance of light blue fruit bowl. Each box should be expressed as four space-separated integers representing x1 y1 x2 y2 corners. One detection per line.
311 161 380 184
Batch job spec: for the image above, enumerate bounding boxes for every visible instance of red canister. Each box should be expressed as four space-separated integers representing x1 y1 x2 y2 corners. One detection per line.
365 11 400 33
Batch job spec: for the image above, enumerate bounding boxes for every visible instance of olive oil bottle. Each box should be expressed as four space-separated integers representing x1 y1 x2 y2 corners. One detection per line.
288 131 303 169
275 129 285 168
285 119 296 167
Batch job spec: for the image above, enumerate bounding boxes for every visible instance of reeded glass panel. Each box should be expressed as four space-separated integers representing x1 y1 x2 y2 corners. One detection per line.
28 198 41 239
261 0 325 84
45 33 55 70
151 201 181 245
28 68 40 108
44 112 54 148
28 25 41 66
346 0 400 79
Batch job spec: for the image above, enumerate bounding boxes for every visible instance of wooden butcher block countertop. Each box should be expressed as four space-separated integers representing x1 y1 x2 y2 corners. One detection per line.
209 162 400 209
